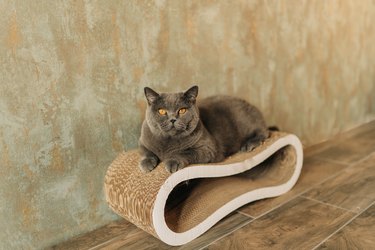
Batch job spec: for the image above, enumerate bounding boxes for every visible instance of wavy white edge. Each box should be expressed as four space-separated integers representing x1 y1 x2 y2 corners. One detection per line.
152 134 303 246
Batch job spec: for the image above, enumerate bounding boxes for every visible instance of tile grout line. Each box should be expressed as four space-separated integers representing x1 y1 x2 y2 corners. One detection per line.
236 210 255 219
300 196 354 213
198 218 254 250
312 157 352 166
311 200 375 250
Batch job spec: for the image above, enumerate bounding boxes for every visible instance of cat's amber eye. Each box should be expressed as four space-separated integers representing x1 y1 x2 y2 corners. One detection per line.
178 108 187 115
158 109 167 115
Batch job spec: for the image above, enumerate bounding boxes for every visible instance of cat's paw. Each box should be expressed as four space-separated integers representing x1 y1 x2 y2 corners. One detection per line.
164 158 187 173
139 156 158 173
240 141 261 152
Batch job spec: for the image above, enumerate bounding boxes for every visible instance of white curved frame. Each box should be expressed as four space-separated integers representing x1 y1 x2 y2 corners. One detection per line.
152 134 303 246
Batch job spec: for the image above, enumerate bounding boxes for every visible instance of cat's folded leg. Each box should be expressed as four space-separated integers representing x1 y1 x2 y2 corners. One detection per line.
164 157 189 173
164 146 217 173
140 157 159 172
240 129 269 152
139 144 160 173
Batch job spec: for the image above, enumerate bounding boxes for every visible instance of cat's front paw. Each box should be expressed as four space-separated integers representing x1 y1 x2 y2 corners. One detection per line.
165 158 187 173
139 156 158 173
240 140 262 152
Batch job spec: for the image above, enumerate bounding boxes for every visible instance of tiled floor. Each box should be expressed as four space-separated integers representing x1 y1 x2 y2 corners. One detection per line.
51 121 375 250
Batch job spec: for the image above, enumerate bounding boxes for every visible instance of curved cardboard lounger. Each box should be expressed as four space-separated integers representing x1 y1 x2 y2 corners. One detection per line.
104 131 303 246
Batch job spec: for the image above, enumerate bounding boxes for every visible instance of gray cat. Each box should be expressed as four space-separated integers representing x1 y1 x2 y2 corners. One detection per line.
139 86 270 173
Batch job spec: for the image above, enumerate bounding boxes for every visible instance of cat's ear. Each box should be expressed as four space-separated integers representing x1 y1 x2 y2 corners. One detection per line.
184 85 198 103
144 87 160 105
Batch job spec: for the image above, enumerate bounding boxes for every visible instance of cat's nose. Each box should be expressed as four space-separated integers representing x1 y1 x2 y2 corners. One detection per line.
170 118 177 124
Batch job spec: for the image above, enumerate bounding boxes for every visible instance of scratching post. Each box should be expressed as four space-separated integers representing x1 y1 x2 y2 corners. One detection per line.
104 131 303 246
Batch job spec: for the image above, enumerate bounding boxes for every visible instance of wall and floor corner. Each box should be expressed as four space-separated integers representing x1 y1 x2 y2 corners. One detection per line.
0 1 374 249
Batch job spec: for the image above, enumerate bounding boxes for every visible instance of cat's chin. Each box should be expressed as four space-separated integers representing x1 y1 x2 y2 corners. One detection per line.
162 128 187 137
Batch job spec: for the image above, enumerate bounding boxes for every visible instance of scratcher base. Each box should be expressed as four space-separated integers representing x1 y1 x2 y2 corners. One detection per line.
104 132 303 246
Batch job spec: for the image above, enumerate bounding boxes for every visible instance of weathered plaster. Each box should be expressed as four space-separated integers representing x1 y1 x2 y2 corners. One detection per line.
0 1 375 248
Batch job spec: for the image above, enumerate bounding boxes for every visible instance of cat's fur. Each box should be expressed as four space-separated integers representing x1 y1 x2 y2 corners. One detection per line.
139 86 270 173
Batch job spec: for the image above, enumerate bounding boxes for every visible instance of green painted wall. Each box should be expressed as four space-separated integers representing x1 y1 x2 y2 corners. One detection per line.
1 1 374 248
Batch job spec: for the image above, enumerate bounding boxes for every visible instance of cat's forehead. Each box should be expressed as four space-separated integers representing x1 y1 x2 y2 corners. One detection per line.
159 93 186 106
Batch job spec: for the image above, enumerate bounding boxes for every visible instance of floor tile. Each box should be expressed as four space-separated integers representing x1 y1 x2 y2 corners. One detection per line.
303 154 375 213
91 224 171 250
316 203 375 249
92 212 251 250
49 219 134 250
338 120 375 140
304 120 375 158
206 197 355 250
239 156 346 217
352 121 375 140
313 128 375 164
178 212 252 250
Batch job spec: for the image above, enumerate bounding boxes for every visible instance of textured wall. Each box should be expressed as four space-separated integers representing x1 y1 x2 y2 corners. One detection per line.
1 0 375 248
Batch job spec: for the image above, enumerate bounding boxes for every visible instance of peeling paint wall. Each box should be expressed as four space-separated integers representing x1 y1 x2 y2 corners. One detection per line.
1 1 375 249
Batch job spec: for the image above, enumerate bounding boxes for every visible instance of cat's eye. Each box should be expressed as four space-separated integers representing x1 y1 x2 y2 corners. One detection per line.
178 108 187 115
158 109 167 115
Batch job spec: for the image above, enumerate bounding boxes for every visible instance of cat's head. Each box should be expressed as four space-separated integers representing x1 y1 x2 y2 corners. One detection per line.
144 86 200 137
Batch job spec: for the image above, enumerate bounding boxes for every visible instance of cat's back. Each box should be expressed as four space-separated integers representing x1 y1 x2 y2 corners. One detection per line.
198 95 267 155
198 95 248 109
198 95 259 117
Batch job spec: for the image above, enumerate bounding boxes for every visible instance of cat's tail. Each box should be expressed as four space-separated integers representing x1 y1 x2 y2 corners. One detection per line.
268 126 279 131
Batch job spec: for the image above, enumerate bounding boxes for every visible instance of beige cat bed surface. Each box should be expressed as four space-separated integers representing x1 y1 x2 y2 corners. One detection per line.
104 131 303 246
